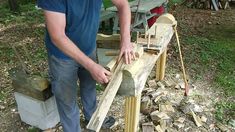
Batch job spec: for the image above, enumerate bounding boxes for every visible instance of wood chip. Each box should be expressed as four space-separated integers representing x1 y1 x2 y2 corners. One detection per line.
147 80 157 88
155 125 164 132
140 96 152 114
201 116 207 123
176 117 185 123
159 104 175 113
190 109 203 127
142 122 154 132
173 122 184 130
150 111 170 122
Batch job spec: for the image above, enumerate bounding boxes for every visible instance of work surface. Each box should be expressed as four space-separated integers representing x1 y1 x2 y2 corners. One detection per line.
107 0 167 13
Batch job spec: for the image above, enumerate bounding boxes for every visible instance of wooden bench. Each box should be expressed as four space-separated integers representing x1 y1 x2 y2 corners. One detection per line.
88 21 174 132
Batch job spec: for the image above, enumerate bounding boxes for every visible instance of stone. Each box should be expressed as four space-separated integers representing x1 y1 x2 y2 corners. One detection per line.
173 122 184 130
200 116 207 123
156 81 165 89
150 111 170 122
14 92 59 130
142 122 154 132
190 109 203 127
147 80 157 88
140 96 152 115
159 104 175 113
155 125 164 132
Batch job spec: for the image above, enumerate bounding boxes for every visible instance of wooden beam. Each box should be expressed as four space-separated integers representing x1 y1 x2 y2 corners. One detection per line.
87 59 124 131
120 24 173 96
119 53 160 96
87 44 143 131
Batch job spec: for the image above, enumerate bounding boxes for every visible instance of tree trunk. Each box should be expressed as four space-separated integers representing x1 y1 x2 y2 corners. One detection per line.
8 0 19 12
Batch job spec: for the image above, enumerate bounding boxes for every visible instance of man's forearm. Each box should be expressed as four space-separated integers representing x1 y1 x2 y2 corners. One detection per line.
116 0 131 45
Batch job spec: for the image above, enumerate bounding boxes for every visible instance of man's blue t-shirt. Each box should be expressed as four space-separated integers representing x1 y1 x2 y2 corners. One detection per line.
37 0 102 59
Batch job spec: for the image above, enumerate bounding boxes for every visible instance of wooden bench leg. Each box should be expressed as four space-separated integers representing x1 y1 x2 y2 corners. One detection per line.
113 15 119 34
124 94 141 132
156 48 167 81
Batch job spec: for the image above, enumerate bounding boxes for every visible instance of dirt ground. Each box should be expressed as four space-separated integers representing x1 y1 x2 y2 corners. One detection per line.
0 2 235 132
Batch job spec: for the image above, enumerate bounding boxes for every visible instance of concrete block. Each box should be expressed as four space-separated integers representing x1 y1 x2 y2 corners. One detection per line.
14 92 60 130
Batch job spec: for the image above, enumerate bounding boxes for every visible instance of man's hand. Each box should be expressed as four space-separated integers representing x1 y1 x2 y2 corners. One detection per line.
118 41 136 64
112 0 134 64
88 64 111 84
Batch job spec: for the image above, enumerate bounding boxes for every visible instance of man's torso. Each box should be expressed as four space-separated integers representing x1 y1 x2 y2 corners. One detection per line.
37 0 102 59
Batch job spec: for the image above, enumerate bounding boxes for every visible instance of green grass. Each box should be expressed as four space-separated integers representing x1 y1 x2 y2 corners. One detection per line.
0 2 43 25
215 101 235 123
184 36 235 96
183 25 235 123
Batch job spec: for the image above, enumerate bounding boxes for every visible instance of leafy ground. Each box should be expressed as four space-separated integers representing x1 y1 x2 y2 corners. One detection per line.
0 1 234 132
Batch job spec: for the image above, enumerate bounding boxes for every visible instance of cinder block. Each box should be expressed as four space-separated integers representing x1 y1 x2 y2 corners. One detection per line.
14 92 60 130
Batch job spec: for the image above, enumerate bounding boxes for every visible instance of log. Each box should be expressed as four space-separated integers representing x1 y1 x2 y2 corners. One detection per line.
119 24 173 96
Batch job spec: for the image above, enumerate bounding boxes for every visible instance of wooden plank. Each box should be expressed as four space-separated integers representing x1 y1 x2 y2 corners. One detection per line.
107 0 167 13
9 68 52 101
87 45 145 131
86 59 124 131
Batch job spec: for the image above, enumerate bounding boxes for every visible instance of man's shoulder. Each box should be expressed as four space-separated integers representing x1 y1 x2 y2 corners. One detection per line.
37 0 66 13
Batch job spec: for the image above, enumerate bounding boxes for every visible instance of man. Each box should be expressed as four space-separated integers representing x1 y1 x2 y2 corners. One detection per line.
37 0 135 131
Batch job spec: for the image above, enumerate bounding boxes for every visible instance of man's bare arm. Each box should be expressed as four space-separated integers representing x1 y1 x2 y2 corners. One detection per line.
112 0 135 64
43 11 110 83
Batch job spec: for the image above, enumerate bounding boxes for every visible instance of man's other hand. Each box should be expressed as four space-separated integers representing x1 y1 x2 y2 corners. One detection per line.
88 64 111 84
118 42 136 64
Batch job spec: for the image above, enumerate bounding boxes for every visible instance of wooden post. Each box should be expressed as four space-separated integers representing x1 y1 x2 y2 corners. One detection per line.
124 94 141 132
155 48 167 81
